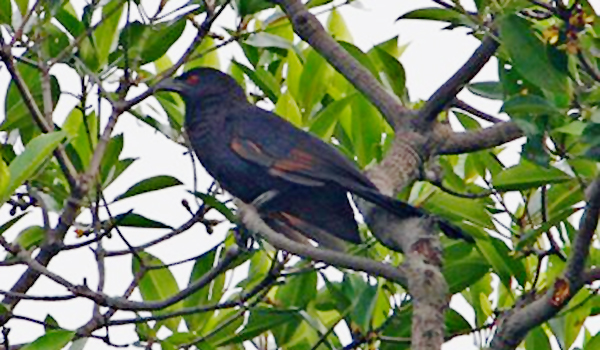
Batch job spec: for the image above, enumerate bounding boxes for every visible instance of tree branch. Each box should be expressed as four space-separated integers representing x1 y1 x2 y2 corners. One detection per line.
418 36 500 125
235 200 408 286
274 0 411 127
491 176 600 349
436 121 524 155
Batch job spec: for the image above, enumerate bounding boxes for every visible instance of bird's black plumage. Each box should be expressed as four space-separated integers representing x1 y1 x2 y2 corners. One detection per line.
157 67 470 247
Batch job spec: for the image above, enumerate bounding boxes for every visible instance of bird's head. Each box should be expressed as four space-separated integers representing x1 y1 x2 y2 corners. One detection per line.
156 67 246 102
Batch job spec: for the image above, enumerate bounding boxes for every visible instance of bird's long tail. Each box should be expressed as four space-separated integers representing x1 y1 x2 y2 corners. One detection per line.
351 186 473 242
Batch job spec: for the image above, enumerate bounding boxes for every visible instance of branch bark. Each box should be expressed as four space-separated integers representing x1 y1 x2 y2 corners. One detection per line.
436 121 524 155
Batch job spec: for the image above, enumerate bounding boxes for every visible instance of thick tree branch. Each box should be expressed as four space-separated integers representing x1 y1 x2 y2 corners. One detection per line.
418 36 500 125
436 121 524 155
236 201 408 286
491 176 600 349
274 0 411 127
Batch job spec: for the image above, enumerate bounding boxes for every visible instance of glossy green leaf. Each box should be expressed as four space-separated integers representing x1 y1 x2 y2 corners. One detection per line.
0 131 67 205
526 326 551 350
397 7 471 27
425 191 494 229
0 212 29 236
133 251 183 332
585 332 600 350
275 266 317 310
328 8 352 42
274 91 302 127
1 63 61 139
498 14 569 94
94 1 124 67
299 49 333 113
309 94 354 140
443 253 490 293
183 246 226 332
371 48 406 98
0 0 11 25
286 49 303 101
501 95 561 117
185 36 221 71
351 94 383 167
492 161 571 191
113 175 182 202
43 315 60 332
236 0 275 16
110 212 172 229
20 330 75 350
0 158 8 196
220 308 299 346
338 41 380 80
233 62 280 103
13 225 45 251
244 32 294 50
191 191 236 223
467 81 504 100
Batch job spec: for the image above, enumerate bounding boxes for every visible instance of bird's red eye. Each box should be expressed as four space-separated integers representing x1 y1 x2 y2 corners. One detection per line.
187 75 200 84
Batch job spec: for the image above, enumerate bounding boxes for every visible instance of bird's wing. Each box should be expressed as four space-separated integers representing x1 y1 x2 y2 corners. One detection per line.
228 106 374 189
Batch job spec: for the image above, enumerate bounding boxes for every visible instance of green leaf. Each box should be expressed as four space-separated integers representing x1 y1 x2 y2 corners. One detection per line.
492 160 571 191
275 266 317 310
425 191 493 229
299 49 334 113
133 251 183 332
0 158 8 196
184 36 221 71
244 32 294 50
44 314 60 332
371 48 406 98
338 41 379 80
115 17 186 68
236 0 275 16
220 308 299 346
397 7 472 27
443 253 490 293
183 246 226 332
526 326 551 350
309 94 354 140
327 8 352 42
286 49 303 101
0 212 29 236
94 1 124 67
113 175 182 202
1 63 61 140
13 225 45 251
274 91 302 127
110 212 172 229
501 95 561 117
0 0 11 25
233 61 280 103
0 131 67 205
191 191 237 223
20 330 75 350
467 81 504 100
351 94 384 167
585 332 600 350
498 14 569 94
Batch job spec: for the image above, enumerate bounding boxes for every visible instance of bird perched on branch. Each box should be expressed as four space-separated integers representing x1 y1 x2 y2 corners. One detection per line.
157 67 471 249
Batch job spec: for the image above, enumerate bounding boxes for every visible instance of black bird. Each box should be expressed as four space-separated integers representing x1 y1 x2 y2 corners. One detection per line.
157 67 469 249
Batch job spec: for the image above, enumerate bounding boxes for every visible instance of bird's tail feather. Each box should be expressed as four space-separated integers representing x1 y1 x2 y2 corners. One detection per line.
352 186 474 242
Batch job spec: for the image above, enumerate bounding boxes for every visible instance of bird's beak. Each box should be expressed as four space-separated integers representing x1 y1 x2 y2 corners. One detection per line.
155 77 186 93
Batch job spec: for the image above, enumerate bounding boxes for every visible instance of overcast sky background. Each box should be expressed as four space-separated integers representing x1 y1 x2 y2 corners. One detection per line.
0 0 597 349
